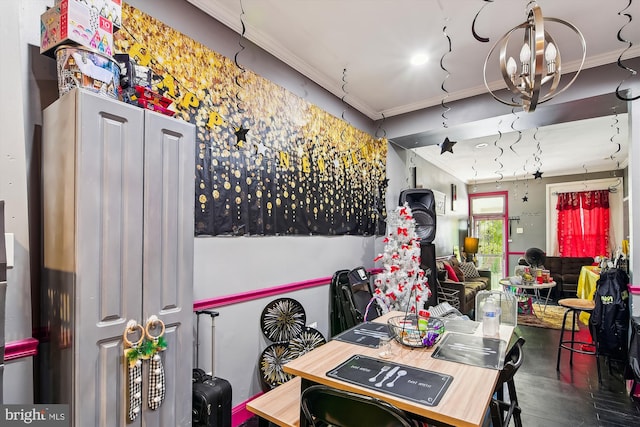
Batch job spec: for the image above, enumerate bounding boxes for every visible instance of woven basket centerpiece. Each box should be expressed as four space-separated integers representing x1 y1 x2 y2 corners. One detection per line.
388 314 444 348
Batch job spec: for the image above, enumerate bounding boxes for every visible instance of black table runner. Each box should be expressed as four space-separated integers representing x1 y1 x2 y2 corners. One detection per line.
326 354 453 406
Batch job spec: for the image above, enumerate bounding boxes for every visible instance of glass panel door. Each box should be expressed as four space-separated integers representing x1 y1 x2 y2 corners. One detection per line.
473 218 506 288
469 192 508 288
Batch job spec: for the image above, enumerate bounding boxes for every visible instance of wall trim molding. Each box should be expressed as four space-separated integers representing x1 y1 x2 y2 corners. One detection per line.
4 337 39 361
193 276 330 311
193 268 382 312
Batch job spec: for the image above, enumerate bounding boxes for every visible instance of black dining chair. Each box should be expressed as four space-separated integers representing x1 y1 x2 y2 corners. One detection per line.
489 336 525 427
300 384 420 427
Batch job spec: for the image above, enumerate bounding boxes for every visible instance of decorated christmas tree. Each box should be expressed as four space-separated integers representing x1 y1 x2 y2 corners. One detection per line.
373 204 431 313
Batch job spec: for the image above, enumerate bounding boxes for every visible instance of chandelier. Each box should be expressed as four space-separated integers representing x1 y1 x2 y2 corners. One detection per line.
483 2 586 112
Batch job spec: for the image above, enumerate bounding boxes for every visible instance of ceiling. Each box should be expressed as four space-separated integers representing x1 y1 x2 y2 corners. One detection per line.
187 0 639 183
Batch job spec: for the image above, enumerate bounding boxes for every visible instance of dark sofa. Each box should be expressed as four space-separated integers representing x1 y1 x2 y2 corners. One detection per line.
435 256 491 316
544 256 594 298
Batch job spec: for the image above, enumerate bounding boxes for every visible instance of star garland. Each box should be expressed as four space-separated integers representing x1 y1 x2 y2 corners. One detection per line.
233 0 250 148
440 137 456 154
439 20 456 155
532 127 544 179
234 125 249 148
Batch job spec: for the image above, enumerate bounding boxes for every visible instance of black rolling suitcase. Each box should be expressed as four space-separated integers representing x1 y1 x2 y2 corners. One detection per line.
193 310 232 427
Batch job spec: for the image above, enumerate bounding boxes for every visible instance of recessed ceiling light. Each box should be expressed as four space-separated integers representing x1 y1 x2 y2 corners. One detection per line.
410 53 429 66
475 143 489 148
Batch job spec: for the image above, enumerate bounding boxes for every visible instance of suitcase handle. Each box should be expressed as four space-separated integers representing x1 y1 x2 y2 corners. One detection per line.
196 310 219 318
195 310 220 373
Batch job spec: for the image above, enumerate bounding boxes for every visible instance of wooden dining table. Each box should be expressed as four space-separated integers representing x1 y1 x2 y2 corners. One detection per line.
283 311 515 427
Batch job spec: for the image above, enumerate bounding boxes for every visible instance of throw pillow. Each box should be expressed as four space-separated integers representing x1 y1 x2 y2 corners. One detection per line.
442 262 460 282
452 265 465 282
448 256 461 268
460 262 480 279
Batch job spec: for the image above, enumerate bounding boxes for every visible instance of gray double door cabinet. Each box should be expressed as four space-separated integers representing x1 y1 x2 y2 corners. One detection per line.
42 89 195 426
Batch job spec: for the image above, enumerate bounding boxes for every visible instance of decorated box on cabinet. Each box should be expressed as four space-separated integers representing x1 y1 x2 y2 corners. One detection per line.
40 0 120 57
55 45 120 99
53 0 122 27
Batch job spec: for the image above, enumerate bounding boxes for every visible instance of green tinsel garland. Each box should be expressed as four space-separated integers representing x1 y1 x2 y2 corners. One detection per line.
125 335 167 364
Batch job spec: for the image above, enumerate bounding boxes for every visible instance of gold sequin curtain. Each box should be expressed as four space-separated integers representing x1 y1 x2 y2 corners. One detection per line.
115 4 387 236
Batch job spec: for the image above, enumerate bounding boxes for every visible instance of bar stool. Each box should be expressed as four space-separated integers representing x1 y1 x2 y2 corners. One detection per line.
556 298 600 383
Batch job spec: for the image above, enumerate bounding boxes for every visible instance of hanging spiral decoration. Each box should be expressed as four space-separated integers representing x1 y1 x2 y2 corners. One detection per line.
616 0 639 101
440 22 452 129
471 158 478 193
471 0 494 43
339 67 351 156
610 109 622 170
509 104 522 155
521 158 531 181
493 120 504 185
234 0 247 114
522 155 530 201
372 112 387 234
532 127 542 171
531 127 544 180
341 68 349 124
375 113 387 139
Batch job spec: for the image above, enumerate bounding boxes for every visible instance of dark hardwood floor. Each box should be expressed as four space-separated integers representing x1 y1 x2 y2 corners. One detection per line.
513 324 640 427
241 323 640 426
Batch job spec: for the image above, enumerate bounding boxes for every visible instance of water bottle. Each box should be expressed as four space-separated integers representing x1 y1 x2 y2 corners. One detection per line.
482 296 499 338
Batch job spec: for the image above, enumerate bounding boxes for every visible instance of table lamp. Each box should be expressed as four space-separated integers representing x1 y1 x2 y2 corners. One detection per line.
464 237 479 264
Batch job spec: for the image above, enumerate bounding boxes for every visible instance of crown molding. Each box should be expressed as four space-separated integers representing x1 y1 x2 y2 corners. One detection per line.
189 1 640 122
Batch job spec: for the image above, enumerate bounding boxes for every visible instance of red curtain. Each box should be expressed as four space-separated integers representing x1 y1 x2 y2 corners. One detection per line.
581 190 610 257
556 192 584 256
556 190 610 257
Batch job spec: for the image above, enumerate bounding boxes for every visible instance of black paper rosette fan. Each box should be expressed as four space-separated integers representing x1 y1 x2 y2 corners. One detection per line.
260 298 306 342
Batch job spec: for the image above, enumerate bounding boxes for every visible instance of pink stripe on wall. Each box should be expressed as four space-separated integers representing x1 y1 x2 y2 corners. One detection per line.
193 276 329 312
4 337 39 361
193 268 382 312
